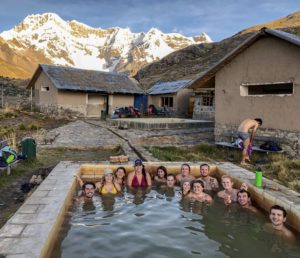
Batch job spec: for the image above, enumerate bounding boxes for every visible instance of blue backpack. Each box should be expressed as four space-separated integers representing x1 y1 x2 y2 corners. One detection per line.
260 141 282 151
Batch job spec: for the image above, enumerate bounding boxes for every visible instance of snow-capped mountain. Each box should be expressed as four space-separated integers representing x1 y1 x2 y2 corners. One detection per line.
0 13 212 79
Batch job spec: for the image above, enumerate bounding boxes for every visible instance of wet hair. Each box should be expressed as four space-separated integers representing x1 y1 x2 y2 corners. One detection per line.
181 180 191 195
200 163 210 170
221 175 233 182
167 173 176 180
115 167 126 177
270 205 287 217
237 189 251 198
181 163 191 172
82 182 96 190
254 118 263 126
157 166 167 179
115 167 126 184
191 179 204 189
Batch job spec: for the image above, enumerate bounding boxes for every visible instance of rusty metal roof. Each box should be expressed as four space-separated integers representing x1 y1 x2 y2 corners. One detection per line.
147 80 192 95
28 64 144 94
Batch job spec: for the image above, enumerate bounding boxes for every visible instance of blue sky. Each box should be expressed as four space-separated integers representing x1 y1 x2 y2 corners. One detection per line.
0 0 299 41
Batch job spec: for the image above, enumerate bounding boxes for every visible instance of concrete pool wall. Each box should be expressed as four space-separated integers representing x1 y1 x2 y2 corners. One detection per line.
108 118 214 130
0 161 299 257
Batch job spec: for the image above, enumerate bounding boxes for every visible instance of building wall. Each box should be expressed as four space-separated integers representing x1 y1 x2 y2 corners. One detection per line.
215 37 300 131
176 88 194 117
34 72 58 106
148 89 193 117
109 95 134 114
214 36 300 155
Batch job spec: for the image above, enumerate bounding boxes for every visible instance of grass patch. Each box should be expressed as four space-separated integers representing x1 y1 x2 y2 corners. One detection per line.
0 146 124 190
147 143 300 192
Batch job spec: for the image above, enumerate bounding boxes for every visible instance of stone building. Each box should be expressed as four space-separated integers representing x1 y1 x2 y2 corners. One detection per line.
190 28 300 155
27 64 144 117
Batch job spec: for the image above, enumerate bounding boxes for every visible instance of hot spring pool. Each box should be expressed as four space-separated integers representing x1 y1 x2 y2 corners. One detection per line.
50 187 300 258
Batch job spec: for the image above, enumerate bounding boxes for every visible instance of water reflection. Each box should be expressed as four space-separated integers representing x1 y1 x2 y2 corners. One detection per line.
51 188 300 258
127 186 151 205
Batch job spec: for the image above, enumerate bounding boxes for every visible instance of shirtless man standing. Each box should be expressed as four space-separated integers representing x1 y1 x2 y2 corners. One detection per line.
237 118 262 164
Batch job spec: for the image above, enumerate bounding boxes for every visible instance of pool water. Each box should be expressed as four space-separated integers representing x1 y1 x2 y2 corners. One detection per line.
51 187 300 258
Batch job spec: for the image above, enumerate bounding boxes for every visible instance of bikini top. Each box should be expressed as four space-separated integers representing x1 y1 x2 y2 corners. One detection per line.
132 172 147 187
101 184 118 194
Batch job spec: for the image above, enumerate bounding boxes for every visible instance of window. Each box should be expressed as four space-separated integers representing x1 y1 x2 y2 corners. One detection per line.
41 86 50 92
161 97 173 107
240 82 293 96
201 92 214 106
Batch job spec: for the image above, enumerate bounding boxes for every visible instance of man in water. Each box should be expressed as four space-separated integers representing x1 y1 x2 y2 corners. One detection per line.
198 163 219 191
264 205 294 238
78 182 96 201
237 189 258 212
237 118 262 164
166 174 176 188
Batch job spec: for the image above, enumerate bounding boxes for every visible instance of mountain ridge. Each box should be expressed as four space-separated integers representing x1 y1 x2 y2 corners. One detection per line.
0 13 212 79
135 11 300 89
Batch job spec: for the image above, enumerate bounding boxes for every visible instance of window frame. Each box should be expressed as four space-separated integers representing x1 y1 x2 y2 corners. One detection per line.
240 81 294 96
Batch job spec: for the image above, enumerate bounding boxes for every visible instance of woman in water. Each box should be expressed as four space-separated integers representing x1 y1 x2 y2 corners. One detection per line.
176 163 195 184
154 166 167 184
97 168 121 195
217 175 239 204
114 166 127 186
127 159 152 187
188 180 212 203
180 179 191 198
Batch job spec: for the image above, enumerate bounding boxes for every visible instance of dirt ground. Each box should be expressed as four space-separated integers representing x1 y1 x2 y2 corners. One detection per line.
0 109 123 227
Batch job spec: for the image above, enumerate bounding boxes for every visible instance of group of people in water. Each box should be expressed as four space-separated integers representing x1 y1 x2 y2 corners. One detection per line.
75 159 295 238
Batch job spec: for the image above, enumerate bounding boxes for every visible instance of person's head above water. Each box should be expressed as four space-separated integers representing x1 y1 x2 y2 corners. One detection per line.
166 174 176 188
134 159 143 167
82 182 96 198
200 163 210 177
181 163 191 177
269 205 287 227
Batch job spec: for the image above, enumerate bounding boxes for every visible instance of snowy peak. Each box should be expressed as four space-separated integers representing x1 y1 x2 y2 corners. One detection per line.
0 13 213 78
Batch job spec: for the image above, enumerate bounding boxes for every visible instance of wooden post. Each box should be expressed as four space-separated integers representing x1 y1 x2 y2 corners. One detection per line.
1 84 3 109
30 87 33 112
6 165 11 176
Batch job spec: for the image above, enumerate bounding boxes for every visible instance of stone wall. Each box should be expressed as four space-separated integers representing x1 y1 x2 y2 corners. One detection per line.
39 104 84 117
192 94 215 120
215 123 300 156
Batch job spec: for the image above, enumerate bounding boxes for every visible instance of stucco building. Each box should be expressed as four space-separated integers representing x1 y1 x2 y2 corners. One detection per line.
191 28 300 155
27 64 144 117
147 80 194 117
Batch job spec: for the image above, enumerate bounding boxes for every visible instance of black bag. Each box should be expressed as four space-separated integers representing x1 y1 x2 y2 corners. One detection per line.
260 141 282 151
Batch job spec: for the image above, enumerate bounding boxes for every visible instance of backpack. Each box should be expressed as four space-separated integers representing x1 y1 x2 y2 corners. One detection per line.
260 141 282 151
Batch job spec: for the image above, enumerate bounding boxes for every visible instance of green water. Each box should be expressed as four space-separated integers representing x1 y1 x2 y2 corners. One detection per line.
51 188 300 258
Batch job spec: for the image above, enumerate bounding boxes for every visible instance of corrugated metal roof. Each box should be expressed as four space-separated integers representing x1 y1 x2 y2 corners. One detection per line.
38 64 144 94
147 80 192 95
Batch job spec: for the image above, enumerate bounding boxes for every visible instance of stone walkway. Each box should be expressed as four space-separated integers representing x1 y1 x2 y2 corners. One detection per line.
38 119 215 162
39 120 122 149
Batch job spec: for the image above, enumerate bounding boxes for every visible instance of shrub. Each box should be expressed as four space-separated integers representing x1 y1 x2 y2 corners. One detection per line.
18 123 27 130
29 124 39 130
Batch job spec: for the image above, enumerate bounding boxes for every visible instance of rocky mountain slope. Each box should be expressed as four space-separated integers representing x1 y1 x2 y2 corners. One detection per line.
135 11 300 89
0 13 212 79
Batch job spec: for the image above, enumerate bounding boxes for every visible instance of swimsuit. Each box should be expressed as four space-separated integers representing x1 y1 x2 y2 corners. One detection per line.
101 184 118 194
132 173 147 187
237 131 249 141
